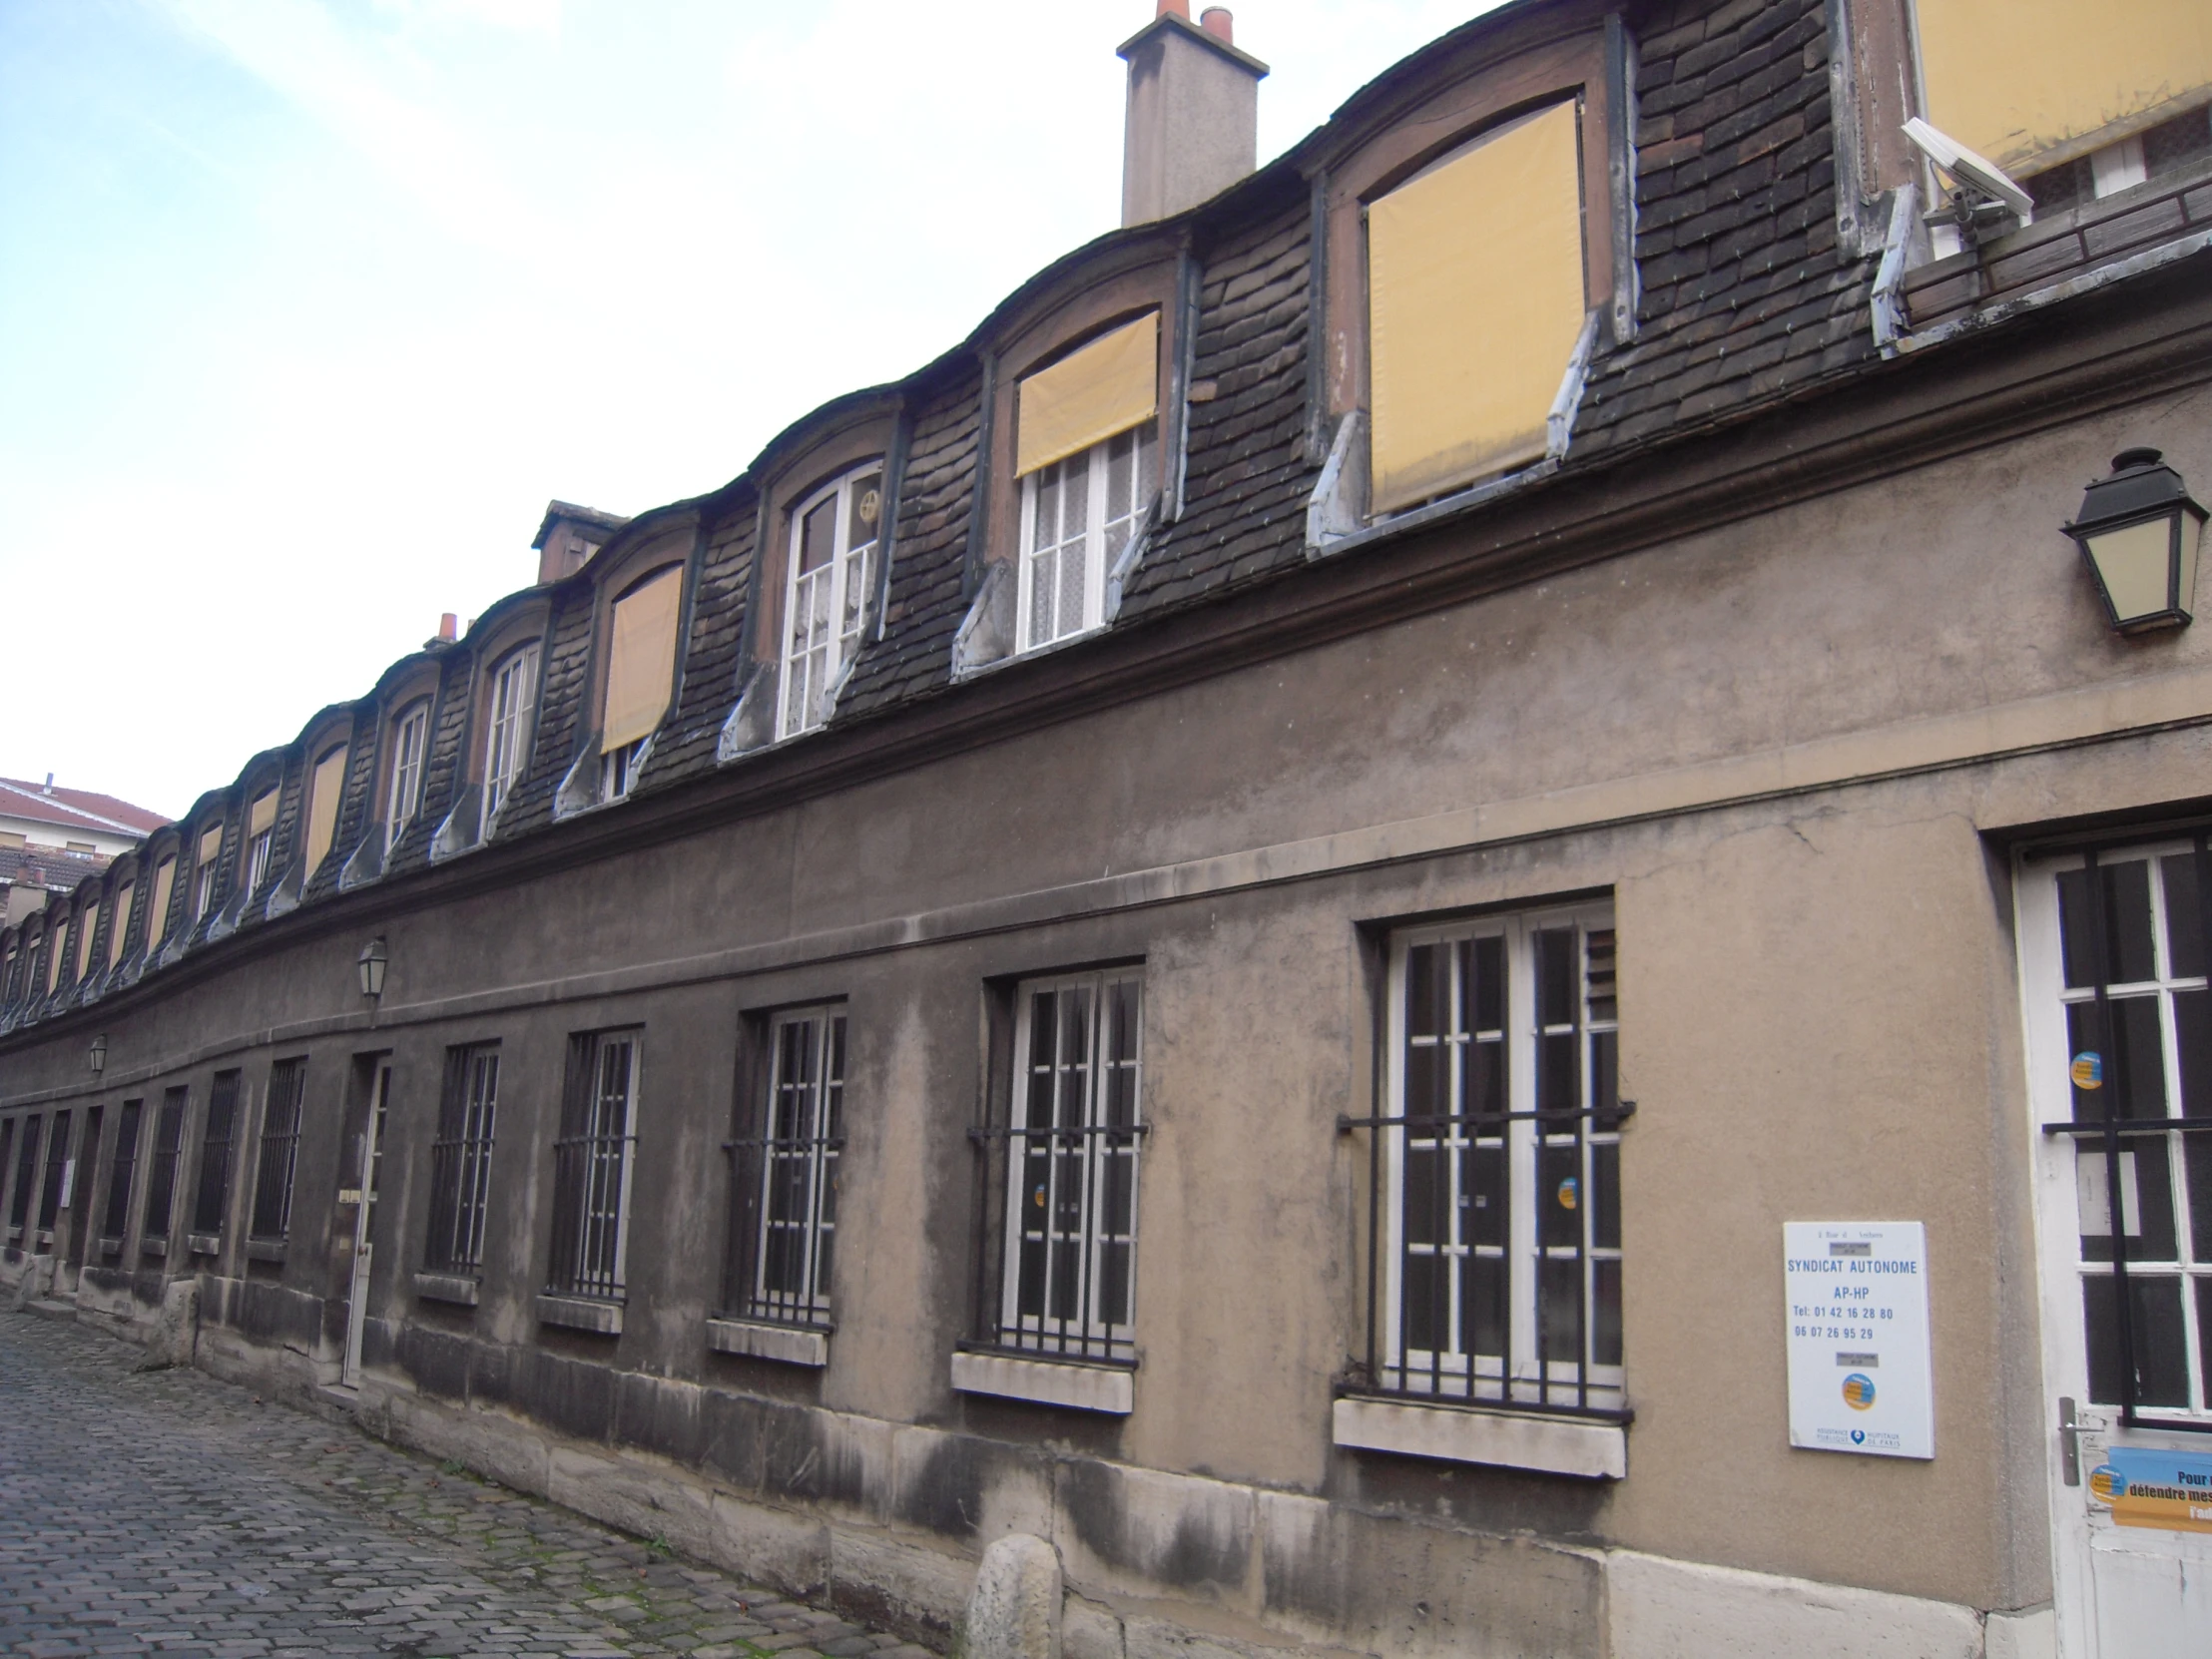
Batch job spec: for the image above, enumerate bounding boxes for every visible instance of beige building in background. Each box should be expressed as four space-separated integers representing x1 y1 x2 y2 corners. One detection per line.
3 2 2212 1655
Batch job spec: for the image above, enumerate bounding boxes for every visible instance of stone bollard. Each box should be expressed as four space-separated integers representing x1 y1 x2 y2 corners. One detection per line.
962 1532 1062 1659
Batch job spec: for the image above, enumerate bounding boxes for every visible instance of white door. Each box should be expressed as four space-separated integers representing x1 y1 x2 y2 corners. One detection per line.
340 1059 391 1387
2018 838 2212 1657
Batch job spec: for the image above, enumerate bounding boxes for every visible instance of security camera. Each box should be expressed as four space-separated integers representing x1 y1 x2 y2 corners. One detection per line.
1903 117 2032 237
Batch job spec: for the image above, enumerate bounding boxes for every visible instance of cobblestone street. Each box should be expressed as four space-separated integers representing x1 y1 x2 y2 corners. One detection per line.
0 1313 935 1659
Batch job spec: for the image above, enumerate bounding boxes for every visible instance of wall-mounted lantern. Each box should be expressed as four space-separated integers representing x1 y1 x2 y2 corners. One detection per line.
88 1033 107 1076
357 937 388 1001
2064 447 2206 634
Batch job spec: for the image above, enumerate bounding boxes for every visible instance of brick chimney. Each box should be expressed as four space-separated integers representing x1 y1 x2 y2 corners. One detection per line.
1118 3 1269 228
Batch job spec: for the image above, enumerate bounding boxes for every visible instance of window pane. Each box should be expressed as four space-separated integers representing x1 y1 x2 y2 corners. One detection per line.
1464 1253 1507 1360
1056 541 1086 640
1403 1146 1443 1246
847 471 882 551
799 496 836 574
1538 1142 1580 1250
1593 1259 1623 1366
1535 928 1576 1026
2066 998 2167 1121
1466 1143 1506 1249
2078 1142 2178 1262
2164 852 2208 980
2082 1273 2190 1407
2058 860 2156 987
1406 943 1440 1038
1591 1141 1620 1251
1538 1255 1583 1368
1403 1252 1439 1353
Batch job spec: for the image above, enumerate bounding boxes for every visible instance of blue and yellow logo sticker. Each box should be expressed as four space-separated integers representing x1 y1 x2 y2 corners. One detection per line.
2071 1052 2103 1090
1842 1373 1877 1411
2088 1464 2125 1503
1556 1177 1578 1211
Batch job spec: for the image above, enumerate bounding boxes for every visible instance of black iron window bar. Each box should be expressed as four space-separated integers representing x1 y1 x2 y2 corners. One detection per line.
425 1047 499 1275
0 1118 21 1243
546 1033 635 1303
721 1013 845 1331
142 1091 187 1247
103 1099 142 1244
36 1110 73 1238
249 1061 307 1243
2041 831 2212 1433
8 1113 41 1242
192 1073 242 1239
966 1118 1149 1368
1341 925 1631 1424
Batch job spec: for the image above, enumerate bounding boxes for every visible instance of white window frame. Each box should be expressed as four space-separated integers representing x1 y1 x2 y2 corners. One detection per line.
245 830 273 896
2020 836 2212 1424
483 642 540 824
191 853 219 921
1015 424 1155 656
777 463 884 741
1381 901 1622 1412
552 1030 640 1302
752 1007 845 1326
997 967 1144 1360
598 737 645 804
385 700 429 853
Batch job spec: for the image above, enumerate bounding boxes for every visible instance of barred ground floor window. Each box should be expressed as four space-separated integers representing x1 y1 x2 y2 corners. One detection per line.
972 967 1144 1366
547 1030 638 1302
249 1059 307 1242
724 1007 844 1328
1362 902 1625 1416
426 1044 500 1276
142 1088 188 1245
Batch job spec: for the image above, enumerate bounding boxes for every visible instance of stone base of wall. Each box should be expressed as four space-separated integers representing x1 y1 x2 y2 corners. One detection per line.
57 1287 2043 1659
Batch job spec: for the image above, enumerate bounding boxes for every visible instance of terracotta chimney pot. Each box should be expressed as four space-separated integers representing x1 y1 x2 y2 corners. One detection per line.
438 612 458 641
1200 6 1232 41
1156 0 1190 15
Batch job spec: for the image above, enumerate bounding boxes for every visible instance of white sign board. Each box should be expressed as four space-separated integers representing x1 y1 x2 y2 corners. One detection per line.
1784 1221 1934 1459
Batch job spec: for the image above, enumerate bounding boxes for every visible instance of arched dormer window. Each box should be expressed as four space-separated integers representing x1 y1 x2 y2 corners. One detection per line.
1014 313 1160 652
73 890 101 985
106 868 136 971
384 699 430 854
598 565 683 802
145 846 179 958
244 786 279 896
301 741 349 879
483 641 542 822
779 464 884 740
189 821 225 924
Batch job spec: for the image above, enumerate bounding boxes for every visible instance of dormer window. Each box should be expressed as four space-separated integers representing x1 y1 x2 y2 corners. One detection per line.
385 701 429 852
147 854 176 953
1012 313 1161 653
1367 101 1587 512
191 825 223 920
74 899 98 983
107 877 133 967
779 464 883 739
484 643 541 821
598 566 683 802
245 789 277 895
302 744 347 876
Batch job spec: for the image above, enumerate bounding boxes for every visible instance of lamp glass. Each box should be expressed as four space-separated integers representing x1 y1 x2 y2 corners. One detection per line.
2086 517 2179 626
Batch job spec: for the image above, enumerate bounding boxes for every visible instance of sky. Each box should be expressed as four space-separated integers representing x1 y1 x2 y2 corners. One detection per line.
0 0 1499 822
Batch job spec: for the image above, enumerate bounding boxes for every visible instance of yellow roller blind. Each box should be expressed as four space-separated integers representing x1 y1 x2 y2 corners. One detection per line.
1368 100 1588 514
1918 0 2212 171
601 567 684 752
109 883 133 966
248 790 277 838
197 825 223 867
148 859 175 947
77 902 98 978
304 747 347 874
1015 313 1160 478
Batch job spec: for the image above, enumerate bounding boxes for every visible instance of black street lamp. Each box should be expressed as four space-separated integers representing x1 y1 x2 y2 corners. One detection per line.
357 937 388 1001
89 1033 107 1076
2064 448 2207 634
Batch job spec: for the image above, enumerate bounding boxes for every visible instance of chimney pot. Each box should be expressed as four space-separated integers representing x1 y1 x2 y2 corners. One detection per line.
1200 6 1232 41
439 613 458 641
42 774 53 794
1156 0 1189 15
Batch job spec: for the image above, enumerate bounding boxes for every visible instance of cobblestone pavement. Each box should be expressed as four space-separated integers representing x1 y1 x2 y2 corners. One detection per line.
0 1312 935 1659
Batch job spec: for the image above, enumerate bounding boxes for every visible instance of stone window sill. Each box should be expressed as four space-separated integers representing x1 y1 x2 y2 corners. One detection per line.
950 1351 1134 1415
415 1271 481 1308
141 1235 169 1260
1332 1396 1625 1479
187 1233 222 1257
706 1318 829 1368
245 1238 286 1264
98 1235 122 1257
536 1292 622 1336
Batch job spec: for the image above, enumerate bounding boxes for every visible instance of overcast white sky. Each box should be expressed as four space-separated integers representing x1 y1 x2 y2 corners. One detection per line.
0 0 1498 821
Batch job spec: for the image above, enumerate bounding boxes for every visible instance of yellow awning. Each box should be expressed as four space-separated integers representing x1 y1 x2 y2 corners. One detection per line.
1368 100 1587 514
304 747 347 874
1918 0 2212 171
602 567 684 753
1015 313 1160 478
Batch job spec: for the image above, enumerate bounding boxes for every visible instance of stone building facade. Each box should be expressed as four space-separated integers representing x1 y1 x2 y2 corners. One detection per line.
4 2 2212 1655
